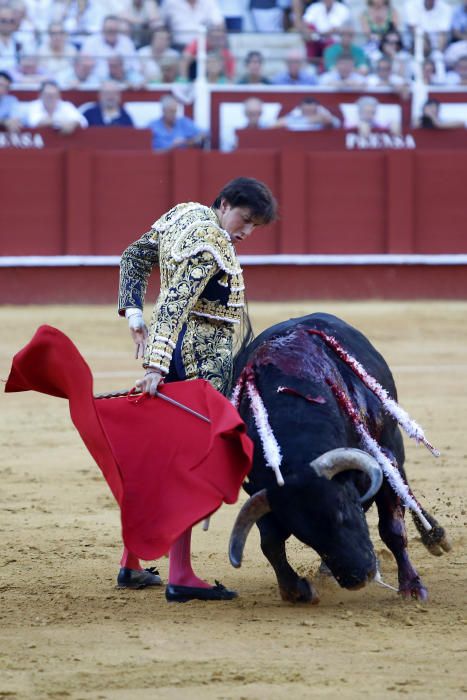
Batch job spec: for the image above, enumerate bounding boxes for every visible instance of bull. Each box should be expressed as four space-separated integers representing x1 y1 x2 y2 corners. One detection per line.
229 313 450 603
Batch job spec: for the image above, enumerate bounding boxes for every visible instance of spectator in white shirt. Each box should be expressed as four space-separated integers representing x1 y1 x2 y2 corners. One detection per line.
56 53 100 89
118 0 162 48
23 79 88 133
0 5 22 73
11 52 47 88
23 0 59 35
138 26 177 83
81 15 138 82
406 0 453 52
37 21 77 76
160 0 224 51
62 0 107 48
320 54 367 88
299 0 350 60
445 54 467 85
366 57 406 88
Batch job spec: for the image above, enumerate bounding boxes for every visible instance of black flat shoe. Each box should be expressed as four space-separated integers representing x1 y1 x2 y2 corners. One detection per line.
117 567 163 589
165 580 238 603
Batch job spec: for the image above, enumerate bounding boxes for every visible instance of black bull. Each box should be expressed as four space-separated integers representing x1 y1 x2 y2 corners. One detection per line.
229 313 450 603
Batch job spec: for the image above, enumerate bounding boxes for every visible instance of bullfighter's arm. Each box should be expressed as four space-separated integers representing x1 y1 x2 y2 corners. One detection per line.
118 229 160 315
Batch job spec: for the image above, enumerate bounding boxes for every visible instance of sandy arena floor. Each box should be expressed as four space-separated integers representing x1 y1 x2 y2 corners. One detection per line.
0 302 466 700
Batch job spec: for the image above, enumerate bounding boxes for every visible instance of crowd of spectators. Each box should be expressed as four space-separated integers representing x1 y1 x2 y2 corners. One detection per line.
0 0 466 146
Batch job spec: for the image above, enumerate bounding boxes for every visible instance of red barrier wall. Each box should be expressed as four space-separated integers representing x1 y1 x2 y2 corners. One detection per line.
1 148 466 257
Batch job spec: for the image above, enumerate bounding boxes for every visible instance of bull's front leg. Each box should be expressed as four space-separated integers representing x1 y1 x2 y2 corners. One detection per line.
376 481 428 601
257 515 320 604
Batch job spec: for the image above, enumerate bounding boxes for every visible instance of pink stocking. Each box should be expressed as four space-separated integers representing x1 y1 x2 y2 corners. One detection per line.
120 547 142 571
168 527 210 588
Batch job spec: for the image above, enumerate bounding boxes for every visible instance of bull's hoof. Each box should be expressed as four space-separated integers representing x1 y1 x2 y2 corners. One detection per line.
399 582 429 601
279 577 320 604
426 532 452 556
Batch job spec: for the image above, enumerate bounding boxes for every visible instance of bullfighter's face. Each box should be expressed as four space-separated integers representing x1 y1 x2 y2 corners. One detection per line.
217 200 259 243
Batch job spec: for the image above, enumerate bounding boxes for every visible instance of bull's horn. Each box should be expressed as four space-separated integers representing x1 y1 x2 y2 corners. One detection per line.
310 448 383 503
229 489 271 568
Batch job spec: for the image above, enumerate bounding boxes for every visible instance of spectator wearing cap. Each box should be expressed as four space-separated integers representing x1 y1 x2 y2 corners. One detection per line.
237 50 271 84
82 81 134 127
274 96 341 130
23 79 87 133
323 22 370 73
149 93 205 150
160 0 224 51
418 98 465 128
37 21 77 76
319 54 366 88
271 48 318 86
81 15 138 83
0 69 21 132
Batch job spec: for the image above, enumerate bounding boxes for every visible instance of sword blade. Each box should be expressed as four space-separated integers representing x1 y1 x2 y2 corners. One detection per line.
94 387 211 424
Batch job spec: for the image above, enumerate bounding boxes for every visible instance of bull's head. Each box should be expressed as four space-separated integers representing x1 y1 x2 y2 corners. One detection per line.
229 448 382 590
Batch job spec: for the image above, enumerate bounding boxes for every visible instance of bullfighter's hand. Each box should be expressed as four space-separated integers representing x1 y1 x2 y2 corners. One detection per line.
135 369 164 397
126 308 148 359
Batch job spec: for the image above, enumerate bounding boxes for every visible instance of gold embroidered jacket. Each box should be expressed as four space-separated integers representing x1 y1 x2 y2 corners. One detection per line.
118 203 245 387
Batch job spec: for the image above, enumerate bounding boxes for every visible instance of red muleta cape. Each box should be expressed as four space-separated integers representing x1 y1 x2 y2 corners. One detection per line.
4 325 253 559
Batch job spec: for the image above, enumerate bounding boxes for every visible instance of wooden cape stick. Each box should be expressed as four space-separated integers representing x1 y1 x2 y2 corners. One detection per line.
94 387 211 424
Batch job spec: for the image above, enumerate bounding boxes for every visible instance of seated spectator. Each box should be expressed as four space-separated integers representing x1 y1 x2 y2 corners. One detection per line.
274 96 341 130
23 79 87 133
37 22 77 76
406 0 453 52
371 29 413 81
320 54 366 88
82 80 134 126
445 54 467 85
237 50 271 85
62 0 106 48
81 15 138 82
106 54 144 88
181 24 234 81
149 93 205 150
118 0 162 49
271 48 317 86
223 96 269 151
0 69 21 132
138 27 177 83
359 0 400 43
366 57 406 88
451 0 467 42
205 51 230 83
159 50 184 83
323 22 370 73
160 0 224 52
445 38 467 69
421 56 445 84
418 98 465 128
22 0 59 35
300 0 350 60
9 0 36 54
55 53 100 89
250 0 287 32
0 5 22 73
350 95 399 136
11 53 47 88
